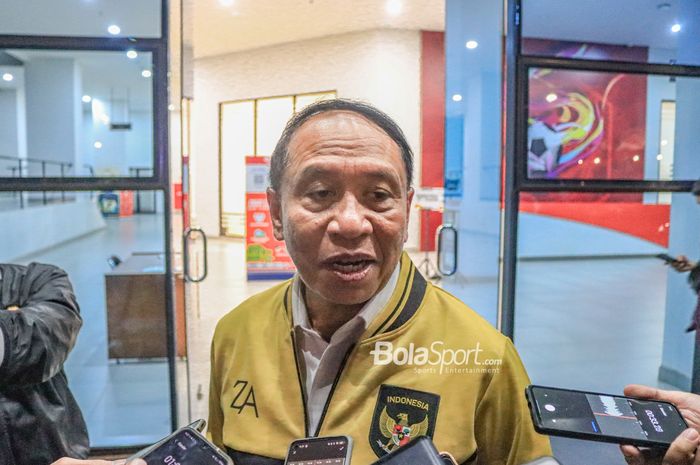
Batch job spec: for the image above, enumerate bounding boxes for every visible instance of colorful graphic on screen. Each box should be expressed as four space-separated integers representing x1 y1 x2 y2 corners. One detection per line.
525 40 647 182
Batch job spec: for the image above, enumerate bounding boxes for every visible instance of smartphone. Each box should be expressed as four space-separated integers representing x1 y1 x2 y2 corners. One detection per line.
129 420 232 465
284 436 352 465
526 385 688 448
371 436 444 465
656 253 677 264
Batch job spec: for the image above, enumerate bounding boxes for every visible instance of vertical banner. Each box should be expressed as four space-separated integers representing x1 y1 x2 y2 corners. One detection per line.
245 156 296 280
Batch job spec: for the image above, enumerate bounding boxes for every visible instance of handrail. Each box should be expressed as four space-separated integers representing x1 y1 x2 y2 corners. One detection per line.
0 154 74 167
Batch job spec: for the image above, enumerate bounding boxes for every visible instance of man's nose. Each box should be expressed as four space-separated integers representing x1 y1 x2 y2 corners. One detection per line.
327 193 373 239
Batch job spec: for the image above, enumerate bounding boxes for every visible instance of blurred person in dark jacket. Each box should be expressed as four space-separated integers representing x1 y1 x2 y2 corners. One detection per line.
0 262 89 465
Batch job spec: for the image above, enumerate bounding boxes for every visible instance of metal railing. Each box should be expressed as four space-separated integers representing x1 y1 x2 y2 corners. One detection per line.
0 155 91 209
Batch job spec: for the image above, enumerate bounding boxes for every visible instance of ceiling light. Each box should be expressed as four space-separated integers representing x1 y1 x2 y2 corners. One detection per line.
2 73 13 82
94 141 103 149
671 23 681 33
386 0 402 16
593 157 601 164
657 154 664 160
452 94 463 102
107 24 121 35
126 50 138 59
465 40 478 50
168 104 175 111
545 93 557 103
141 69 152 78
82 95 92 103
632 155 640 162
577 160 583 165
661 139 668 146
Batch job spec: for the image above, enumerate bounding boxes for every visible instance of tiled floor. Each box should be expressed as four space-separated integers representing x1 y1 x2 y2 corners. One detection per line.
13 214 690 464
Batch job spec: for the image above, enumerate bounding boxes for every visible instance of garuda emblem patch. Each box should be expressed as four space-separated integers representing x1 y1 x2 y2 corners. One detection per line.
369 384 440 458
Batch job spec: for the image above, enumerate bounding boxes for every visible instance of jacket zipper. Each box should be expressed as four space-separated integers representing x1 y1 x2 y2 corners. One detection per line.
290 329 310 438
312 343 356 437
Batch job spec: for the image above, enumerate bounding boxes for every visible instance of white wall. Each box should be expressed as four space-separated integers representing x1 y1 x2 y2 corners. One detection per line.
24 58 80 175
0 89 18 158
82 110 153 176
0 198 106 262
192 29 422 248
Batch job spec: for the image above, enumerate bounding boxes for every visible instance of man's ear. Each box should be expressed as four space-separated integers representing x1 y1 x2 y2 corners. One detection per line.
404 187 414 243
267 187 285 241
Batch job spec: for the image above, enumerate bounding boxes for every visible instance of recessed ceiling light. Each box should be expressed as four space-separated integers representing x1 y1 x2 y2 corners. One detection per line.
577 159 583 165
168 104 175 111
671 23 681 33
545 93 558 103
657 154 664 160
94 141 103 149
141 69 152 78
126 50 138 59
107 24 121 35
593 157 601 164
632 155 640 162
2 73 13 82
386 0 402 16
465 40 478 50
82 95 92 103
452 94 463 102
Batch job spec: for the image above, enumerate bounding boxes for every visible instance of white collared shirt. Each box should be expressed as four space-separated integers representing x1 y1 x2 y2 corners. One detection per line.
291 263 400 433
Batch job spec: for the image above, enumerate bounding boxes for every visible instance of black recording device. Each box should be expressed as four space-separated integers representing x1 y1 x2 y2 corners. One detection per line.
526 385 688 448
284 435 352 465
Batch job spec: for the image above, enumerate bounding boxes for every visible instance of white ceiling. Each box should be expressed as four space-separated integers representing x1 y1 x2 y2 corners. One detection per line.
6 49 153 112
521 0 686 51
191 0 445 58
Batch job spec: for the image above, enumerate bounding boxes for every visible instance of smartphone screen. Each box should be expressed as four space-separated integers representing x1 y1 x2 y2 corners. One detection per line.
142 429 230 465
285 436 350 465
530 386 687 445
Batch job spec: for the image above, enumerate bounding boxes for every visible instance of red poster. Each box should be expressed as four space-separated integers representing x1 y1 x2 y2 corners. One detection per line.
245 156 296 280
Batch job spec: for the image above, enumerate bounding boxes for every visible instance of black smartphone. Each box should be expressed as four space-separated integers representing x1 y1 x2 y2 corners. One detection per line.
284 436 352 465
656 253 677 264
526 385 688 448
129 422 232 465
371 436 444 465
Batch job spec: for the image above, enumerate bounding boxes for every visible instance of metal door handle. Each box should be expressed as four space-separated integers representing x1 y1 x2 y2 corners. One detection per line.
436 224 458 276
184 227 208 282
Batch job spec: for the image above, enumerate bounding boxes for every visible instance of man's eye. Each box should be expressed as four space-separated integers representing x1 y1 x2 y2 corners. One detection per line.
309 190 332 201
372 190 391 202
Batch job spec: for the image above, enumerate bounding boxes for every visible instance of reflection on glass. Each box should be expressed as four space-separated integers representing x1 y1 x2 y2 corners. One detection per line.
526 67 693 182
0 0 162 38
515 192 694 396
0 190 171 448
522 0 700 66
0 49 154 178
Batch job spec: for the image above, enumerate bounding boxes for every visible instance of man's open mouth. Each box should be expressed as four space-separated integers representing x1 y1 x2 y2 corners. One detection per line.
326 258 374 281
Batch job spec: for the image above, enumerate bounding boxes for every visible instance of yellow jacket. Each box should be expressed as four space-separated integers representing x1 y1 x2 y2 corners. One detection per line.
209 253 551 465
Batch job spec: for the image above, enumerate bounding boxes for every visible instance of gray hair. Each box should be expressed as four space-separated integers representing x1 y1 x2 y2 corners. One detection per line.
269 99 414 192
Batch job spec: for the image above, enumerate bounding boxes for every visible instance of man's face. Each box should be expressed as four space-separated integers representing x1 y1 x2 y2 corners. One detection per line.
268 110 413 310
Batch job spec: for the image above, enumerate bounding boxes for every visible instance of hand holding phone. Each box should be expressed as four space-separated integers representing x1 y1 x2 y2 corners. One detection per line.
526 385 688 448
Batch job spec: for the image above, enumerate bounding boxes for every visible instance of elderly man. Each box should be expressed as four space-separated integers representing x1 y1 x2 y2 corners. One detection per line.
207 99 551 465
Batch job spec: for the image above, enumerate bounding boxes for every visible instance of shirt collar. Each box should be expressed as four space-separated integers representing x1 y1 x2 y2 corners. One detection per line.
292 261 401 333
